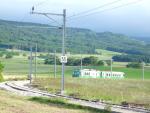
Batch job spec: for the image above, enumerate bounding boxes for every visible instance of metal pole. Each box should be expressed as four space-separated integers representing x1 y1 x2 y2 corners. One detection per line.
35 43 37 79
142 62 145 81
81 53 83 70
54 50 57 78
29 45 33 84
61 9 66 94
30 8 66 94
111 59 113 76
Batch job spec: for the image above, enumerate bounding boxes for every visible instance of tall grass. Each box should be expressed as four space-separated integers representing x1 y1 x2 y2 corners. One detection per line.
32 78 150 108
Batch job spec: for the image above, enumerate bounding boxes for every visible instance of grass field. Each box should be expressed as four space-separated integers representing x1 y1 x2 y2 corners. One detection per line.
95 49 122 56
1 55 150 79
0 90 109 113
0 51 150 110
32 78 150 109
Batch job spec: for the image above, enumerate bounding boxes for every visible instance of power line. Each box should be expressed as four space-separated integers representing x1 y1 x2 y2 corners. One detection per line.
34 0 49 7
44 14 61 26
68 0 122 19
68 0 144 21
31 6 62 26
19 13 29 22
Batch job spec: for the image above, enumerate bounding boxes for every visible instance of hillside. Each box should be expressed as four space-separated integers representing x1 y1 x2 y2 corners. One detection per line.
133 37 150 44
0 19 150 55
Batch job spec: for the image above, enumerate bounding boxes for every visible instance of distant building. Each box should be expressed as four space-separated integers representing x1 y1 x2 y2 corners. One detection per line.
73 69 125 79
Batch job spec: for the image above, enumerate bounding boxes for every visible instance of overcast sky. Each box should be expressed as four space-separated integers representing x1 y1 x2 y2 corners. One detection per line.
0 0 149 37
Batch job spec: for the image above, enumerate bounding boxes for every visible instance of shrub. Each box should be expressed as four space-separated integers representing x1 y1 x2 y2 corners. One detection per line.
126 62 142 68
0 52 4 57
104 104 111 112
105 60 113 66
44 55 60 65
97 60 105 66
82 56 98 66
23 53 27 57
5 53 13 59
12 52 19 56
66 57 80 66
0 62 4 82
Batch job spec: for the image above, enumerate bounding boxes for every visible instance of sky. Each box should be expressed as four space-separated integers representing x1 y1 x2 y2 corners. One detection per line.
0 0 149 37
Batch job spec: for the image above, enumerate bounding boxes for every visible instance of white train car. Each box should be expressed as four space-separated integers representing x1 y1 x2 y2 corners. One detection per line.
80 69 99 78
100 71 125 79
73 69 125 79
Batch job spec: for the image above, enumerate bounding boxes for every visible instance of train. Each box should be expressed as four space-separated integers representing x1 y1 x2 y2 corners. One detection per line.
73 69 125 79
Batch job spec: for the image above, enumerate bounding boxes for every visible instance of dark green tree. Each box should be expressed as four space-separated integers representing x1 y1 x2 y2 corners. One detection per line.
126 62 142 68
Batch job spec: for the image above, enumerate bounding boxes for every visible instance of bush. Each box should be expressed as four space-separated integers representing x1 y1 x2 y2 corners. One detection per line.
97 60 105 66
5 53 13 59
0 52 4 57
66 56 99 66
0 74 3 82
104 104 111 112
23 53 27 57
44 55 60 65
12 52 19 56
126 62 142 68
82 56 98 66
0 62 4 82
105 60 113 66
66 57 80 66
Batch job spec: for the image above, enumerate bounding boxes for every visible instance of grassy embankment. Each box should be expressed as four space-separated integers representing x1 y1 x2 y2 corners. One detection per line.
0 90 109 113
32 78 150 109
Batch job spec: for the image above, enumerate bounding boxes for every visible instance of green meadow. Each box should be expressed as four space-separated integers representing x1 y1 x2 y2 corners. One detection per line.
0 54 149 79
0 51 150 109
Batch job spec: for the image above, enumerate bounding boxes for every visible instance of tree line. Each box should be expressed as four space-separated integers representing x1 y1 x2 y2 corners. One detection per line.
42 55 112 66
112 54 150 63
0 50 20 59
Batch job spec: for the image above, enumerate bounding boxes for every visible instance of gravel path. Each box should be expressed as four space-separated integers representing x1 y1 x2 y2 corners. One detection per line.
0 81 148 113
0 81 42 96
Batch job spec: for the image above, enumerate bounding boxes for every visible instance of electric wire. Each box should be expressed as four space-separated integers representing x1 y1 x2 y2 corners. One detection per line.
34 0 49 7
44 14 62 26
68 0 122 19
68 0 144 21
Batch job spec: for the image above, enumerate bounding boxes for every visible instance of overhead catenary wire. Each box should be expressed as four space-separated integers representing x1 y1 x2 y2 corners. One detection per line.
31 6 62 27
68 0 144 21
68 0 122 19
34 0 49 7
44 14 61 26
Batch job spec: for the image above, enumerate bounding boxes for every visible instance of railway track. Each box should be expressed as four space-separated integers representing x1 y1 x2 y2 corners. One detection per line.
0 81 149 113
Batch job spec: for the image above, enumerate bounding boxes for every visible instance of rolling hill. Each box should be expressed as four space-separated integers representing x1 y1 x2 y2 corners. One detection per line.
133 37 150 44
0 19 150 55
